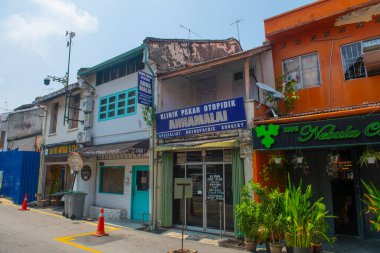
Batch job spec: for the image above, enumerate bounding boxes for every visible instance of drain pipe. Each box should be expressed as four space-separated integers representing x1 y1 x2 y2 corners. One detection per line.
144 44 157 230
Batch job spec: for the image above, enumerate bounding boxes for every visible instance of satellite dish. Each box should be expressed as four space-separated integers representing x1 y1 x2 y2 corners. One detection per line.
255 82 283 118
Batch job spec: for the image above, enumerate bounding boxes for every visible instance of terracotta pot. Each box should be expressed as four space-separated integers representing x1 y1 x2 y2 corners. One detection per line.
245 242 257 252
293 247 311 253
311 244 322 253
269 243 283 253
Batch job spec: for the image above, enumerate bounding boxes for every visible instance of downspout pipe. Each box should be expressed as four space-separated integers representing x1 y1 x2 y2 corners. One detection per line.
144 44 157 230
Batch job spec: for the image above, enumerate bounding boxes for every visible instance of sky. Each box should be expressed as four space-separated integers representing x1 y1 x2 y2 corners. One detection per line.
0 0 315 112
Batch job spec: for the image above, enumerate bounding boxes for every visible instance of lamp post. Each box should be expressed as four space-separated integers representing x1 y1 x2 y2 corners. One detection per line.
43 31 75 125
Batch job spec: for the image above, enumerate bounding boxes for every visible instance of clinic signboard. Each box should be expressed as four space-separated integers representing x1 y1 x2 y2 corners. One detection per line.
156 97 247 139
137 71 153 107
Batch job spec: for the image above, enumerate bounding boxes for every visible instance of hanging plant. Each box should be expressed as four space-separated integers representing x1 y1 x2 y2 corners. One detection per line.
268 152 287 166
261 152 287 183
359 146 380 167
291 150 309 174
326 152 340 177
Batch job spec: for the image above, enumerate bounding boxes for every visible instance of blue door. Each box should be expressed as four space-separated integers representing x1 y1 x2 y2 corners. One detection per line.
131 165 150 222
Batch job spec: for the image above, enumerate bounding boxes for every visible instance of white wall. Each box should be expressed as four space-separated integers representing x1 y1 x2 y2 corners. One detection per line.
74 159 96 216
86 71 149 145
43 90 83 146
90 157 149 219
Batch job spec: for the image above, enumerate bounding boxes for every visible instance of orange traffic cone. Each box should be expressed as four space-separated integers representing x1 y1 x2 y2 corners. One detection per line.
93 208 108 237
18 194 30 211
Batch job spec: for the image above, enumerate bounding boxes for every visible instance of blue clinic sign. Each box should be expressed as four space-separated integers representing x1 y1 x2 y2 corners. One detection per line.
138 71 153 107
156 97 247 138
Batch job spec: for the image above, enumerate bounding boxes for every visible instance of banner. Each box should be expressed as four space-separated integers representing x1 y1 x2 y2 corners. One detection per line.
156 97 247 138
253 114 380 150
137 71 153 107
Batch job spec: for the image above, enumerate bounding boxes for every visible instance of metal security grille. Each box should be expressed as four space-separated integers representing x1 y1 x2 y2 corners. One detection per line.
341 42 367 80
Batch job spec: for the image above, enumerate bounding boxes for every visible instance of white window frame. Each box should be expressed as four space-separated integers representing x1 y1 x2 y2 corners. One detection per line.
340 41 368 81
282 52 321 89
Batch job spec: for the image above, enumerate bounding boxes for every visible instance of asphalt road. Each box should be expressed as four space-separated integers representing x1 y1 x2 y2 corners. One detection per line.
0 200 243 253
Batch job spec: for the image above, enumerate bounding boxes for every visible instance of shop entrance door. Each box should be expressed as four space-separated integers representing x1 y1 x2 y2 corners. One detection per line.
173 150 233 233
131 165 150 222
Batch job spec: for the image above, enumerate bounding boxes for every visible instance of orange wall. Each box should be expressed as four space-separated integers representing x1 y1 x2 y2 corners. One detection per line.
265 0 380 38
269 16 380 115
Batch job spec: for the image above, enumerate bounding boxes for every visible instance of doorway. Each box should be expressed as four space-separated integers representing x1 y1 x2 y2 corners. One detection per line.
131 165 150 222
331 151 358 236
173 150 233 233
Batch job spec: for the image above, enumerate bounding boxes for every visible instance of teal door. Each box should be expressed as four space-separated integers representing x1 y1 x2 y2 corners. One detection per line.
131 165 150 222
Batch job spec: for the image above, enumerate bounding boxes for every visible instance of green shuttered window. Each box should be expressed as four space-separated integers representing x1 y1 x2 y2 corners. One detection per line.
98 88 137 121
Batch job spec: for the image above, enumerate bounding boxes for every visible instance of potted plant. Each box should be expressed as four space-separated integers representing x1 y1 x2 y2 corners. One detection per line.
310 203 336 253
283 178 335 253
361 180 380 232
251 182 284 253
236 182 268 252
359 148 380 167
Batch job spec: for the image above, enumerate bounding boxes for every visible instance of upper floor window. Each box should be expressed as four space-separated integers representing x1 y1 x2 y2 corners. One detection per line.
341 42 366 81
49 102 59 134
283 52 321 89
69 94 80 129
96 54 144 86
98 88 137 121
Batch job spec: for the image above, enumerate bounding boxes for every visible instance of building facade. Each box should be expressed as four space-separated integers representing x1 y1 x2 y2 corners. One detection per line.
253 0 380 239
152 44 275 235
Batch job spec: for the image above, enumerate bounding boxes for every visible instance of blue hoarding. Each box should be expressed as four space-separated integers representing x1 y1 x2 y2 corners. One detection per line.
156 97 247 139
138 71 153 107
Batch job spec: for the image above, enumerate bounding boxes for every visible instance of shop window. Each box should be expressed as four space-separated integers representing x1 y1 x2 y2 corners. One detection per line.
187 151 202 162
49 102 59 134
99 166 124 194
341 42 367 80
283 52 321 89
69 94 80 129
205 150 223 162
98 88 137 121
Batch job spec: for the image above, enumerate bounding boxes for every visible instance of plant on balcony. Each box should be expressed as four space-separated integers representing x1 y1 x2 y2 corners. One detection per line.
361 180 380 232
142 105 156 127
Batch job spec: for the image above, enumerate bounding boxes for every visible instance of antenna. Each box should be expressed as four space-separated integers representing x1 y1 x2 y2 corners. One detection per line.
230 18 244 42
4 98 8 111
179 24 201 40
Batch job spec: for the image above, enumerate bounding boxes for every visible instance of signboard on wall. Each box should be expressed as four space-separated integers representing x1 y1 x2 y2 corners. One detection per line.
45 143 79 156
253 114 380 150
137 71 153 107
156 97 247 139
207 172 224 200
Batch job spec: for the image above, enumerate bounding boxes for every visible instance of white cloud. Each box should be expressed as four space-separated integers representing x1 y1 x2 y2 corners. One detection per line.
1 0 98 56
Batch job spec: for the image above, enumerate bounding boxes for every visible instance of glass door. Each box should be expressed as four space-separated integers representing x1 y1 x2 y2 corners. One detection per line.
186 165 203 227
206 164 224 230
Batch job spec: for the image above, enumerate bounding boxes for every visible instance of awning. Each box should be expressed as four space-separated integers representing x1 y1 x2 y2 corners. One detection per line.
78 139 149 157
155 139 238 152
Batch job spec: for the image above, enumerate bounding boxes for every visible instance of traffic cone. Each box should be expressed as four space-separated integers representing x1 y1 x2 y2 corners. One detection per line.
18 194 30 211
93 208 108 237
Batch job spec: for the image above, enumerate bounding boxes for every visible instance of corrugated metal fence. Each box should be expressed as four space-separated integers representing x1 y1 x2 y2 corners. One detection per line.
0 150 40 204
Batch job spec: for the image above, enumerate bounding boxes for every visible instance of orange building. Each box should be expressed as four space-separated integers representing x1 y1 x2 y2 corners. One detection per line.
253 0 380 239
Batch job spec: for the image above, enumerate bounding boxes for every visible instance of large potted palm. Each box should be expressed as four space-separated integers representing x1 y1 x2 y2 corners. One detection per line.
284 178 334 253
310 202 336 253
236 182 268 252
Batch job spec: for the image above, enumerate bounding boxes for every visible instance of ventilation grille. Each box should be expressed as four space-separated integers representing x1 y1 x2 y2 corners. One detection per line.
233 67 255 81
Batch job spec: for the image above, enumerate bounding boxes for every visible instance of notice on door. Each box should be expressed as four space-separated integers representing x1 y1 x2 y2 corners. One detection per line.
207 173 224 200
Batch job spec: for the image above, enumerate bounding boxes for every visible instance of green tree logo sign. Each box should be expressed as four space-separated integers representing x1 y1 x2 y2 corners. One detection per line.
255 124 280 149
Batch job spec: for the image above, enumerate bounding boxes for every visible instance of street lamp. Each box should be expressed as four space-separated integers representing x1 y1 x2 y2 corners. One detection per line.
43 31 75 125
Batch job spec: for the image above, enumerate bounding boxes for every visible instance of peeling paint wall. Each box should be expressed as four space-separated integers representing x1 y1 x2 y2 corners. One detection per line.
145 38 242 73
7 108 44 141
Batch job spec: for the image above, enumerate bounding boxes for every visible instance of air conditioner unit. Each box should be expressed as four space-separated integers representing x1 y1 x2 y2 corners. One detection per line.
77 131 91 144
363 37 380 75
84 114 93 128
82 96 93 113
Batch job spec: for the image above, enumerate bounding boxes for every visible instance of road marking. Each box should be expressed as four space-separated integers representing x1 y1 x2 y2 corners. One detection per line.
55 233 102 253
